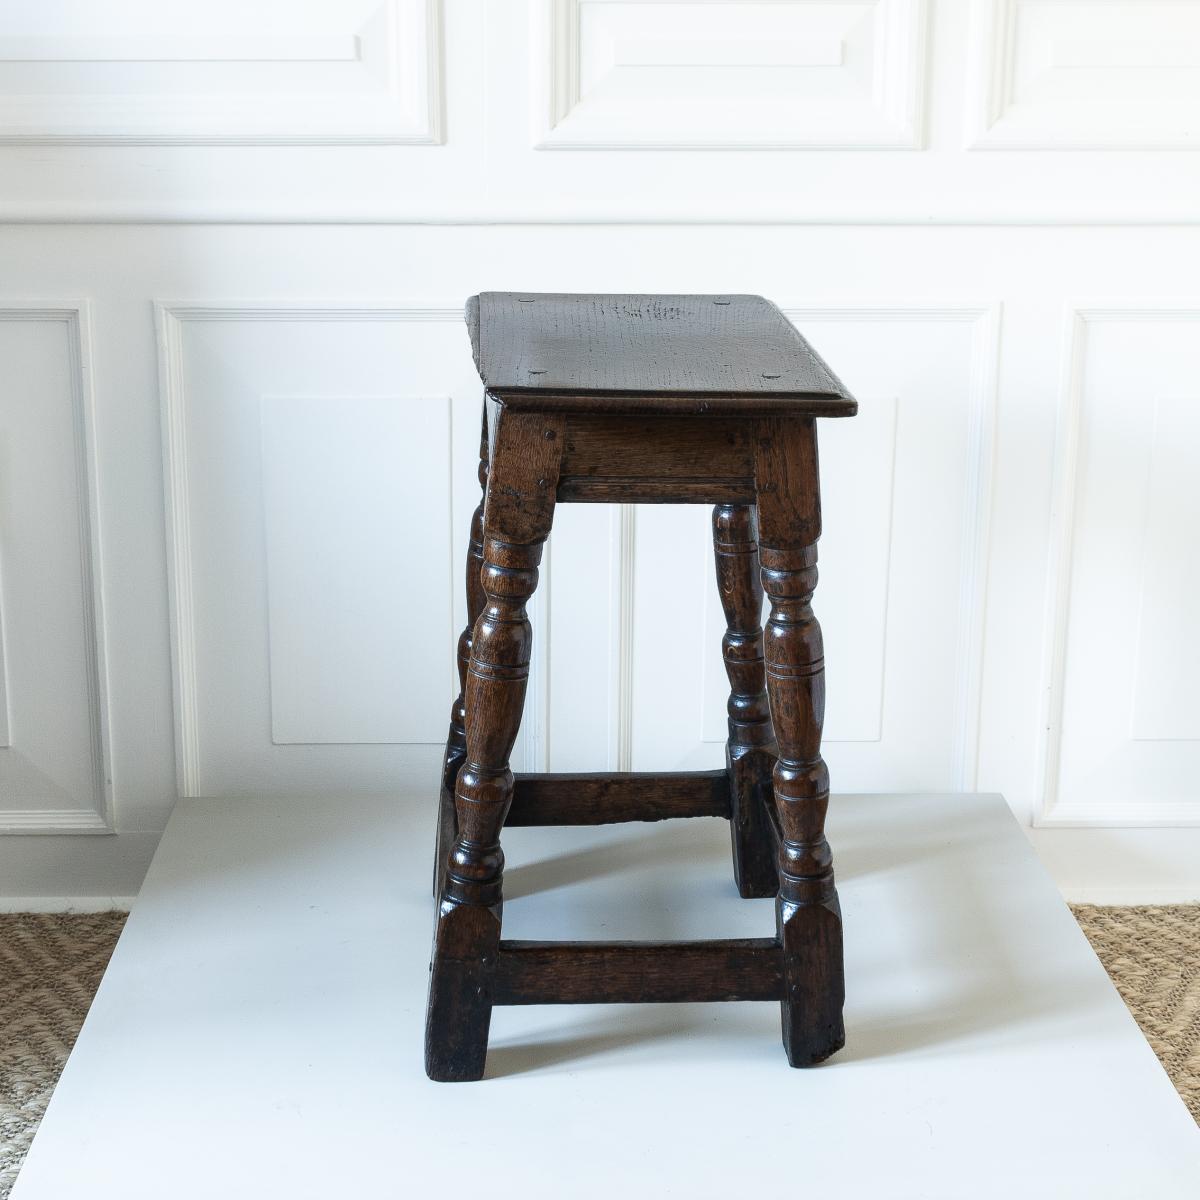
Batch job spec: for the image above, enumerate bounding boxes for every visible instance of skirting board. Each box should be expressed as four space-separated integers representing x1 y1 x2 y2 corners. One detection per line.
1027 825 1200 906
0 831 158 904
0 897 134 913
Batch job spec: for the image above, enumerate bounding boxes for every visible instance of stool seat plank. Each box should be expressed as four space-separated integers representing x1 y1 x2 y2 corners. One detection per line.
468 292 857 416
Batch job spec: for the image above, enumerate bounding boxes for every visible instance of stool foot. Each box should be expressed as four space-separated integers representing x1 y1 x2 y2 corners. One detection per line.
425 898 501 1082
727 746 778 899
778 894 845 1066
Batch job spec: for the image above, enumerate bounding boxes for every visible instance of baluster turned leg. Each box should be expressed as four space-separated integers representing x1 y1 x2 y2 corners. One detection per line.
425 411 564 1082
435 407 489 898
754 417 845 1067
712 504 778 899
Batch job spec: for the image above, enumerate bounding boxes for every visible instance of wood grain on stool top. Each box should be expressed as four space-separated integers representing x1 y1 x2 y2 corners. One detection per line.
467 292 858 416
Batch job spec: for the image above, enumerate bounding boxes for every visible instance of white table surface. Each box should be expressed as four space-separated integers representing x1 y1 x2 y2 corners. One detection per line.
13 791 1200 1199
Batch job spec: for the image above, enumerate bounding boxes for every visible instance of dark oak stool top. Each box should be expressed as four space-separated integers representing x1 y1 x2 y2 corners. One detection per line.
466 292 856 415
426 292 857 1081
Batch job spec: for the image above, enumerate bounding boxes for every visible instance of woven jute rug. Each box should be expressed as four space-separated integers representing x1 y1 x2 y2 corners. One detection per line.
1072 905 1200 1122
0 908 1196 1197
0 913 126 1199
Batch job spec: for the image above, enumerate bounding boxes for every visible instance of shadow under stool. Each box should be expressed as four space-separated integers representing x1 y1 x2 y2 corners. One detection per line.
426 292 859 1081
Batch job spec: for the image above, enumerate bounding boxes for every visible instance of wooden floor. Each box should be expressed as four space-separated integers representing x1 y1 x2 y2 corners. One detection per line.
13 792 1200 1199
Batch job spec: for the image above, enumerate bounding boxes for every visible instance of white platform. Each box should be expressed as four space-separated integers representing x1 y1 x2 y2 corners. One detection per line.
14 792 1200 1199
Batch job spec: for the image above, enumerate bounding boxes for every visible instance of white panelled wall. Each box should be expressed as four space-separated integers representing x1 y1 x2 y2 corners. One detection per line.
1 0 1199 904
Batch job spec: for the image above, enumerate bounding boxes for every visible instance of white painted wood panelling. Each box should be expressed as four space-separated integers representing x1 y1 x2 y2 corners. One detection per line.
0 219 1197 900
259 393 452 745
0 0 442 144
3 0 1200 222
544 505 629 771
0 305 111 833
0 0 1197 911
158 304 467 796
1039 307 1200 826
967 0 1200 148
536 0 927 148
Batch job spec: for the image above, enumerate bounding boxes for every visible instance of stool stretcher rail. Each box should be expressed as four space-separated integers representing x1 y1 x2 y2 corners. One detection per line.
493 938 785 1005
505 770 731 826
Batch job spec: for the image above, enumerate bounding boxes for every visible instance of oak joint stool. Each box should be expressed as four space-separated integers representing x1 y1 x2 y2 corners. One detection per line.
426 292 857 1081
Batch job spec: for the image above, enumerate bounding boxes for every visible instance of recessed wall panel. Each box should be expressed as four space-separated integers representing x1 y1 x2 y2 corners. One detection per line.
0 309 108 831
969 0 1200 147
161 307 465 796
0 0 442 143
539 0 927 148
260 393 451 746
1046 312 1200 823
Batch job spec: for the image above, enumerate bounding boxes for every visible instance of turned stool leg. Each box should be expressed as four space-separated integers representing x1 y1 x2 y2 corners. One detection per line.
754 418 845 1067
435 407 489 899
712 504 778 899
425 412 563 1082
